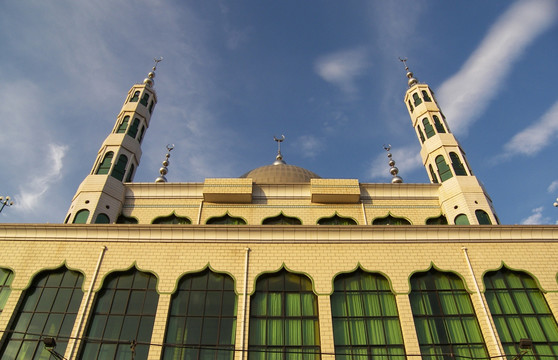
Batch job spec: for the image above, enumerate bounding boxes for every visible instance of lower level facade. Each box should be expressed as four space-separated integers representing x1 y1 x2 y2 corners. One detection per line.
0 224 557 360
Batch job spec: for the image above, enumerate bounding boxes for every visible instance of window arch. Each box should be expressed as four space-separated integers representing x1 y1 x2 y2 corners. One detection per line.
0 267 84 359
413 93 422 106
162 269 237 359
262 213 301 225
318 214 357 225
116 116 130 133
148 101 155 114
422 90 432 102
449 152 467 176
127 118 140 139
410 269 489 360
433 115 446 133
475 210 492 225
435 155 453 182
140 93 149 106
137 126 146 143
0 268 14 313
429 164 439 184
454 214 470 225
249 269 320 359
79 268 159 359
110 154 128 181
417 126 426 143
95 151 113 175
422 118 435 138
73 209 90 224
426 215 448 225
116 214 139 224
152 214 191 224
408 100 414 113
95 213 110 224
372 215 411 225
206 214 246 225
125 163 135 182
484 268 558 358
130 91 140 102
331 269 405 359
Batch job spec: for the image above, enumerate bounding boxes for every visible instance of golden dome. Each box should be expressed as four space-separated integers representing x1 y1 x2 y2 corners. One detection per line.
240 163 321 184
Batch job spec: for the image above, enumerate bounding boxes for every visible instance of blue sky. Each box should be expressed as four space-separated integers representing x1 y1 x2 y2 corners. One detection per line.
1 0 557 225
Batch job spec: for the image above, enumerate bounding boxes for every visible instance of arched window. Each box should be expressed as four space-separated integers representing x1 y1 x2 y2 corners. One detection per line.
95 151 113 175
262 213 302 225
331 269 405 359
372 215 411 225
116 214 139 224
206 214 246 225
137 126 146 143
0 267 84 359
429 164 439 184
475 210 492 225
116 116 130 133
0 268 14 313
162 269 237 359
318 214 357 225
484 268 558 358
422 90 432 102
152 214 191 224
79 268 159 359
413 93 422 106
95 213 110 224
422 118 435 138
433 115 446 133
417 127 426 143
408 100 414 113
73 209 90 224
426 215 448 225
130 91 140 102
127 118 140 139
249 269 320 359
140 93 149 106
148 101 155 114
410 269 489 360
449 152 467 176
435 155 453 182
454 214 470 225
110 154 128 181
125 163 135 182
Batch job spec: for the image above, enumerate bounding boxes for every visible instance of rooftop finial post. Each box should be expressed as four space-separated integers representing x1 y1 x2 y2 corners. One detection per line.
273 135 286 165
153 57 163 72
155 144 174 183
399 57 409 71
383 144 403 184
144 57 163 87
399 57 417 87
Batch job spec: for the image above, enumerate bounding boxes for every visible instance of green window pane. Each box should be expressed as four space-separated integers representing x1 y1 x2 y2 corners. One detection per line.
435 155 453 182
73 209 90 224
110 154 128 181
454 214 469 225
116 116 129 133
94 213 110 224
433 115 445 133
423 118 435 138
96 152 113 175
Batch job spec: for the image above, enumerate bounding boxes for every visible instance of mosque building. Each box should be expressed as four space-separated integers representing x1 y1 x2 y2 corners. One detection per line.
0 61 557 360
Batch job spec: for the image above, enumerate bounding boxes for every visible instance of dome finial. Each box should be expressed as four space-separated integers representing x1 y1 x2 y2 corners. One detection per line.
144 56 163 87
399 57 418 87
383 144 403 183
273 135 286 165
155 144 174 183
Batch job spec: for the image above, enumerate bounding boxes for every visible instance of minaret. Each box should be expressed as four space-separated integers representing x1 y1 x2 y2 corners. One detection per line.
64 59 162 224
401 59 499 225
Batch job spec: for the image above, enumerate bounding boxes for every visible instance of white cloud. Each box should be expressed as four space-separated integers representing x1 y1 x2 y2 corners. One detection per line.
549 180 558 193
520 206 549 225
296 135 324 159
369 145 422 180
502 100 558 157
315 48 369 94
437 0 558 136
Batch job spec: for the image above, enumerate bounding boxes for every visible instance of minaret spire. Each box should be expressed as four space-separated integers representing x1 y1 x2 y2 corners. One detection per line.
383 144 403 183
155 144 174 183
273 135 286 165
399 57 418 87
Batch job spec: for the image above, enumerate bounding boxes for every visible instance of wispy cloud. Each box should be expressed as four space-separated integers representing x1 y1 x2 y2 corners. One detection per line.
437 0 558 135
501 100 558 157
520 206 549 225
548 180 558 193
295 135 324 159
314 47 370 95
369 145 422 180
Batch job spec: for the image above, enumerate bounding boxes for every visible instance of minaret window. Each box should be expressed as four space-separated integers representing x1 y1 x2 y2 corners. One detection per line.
73 209 90 224
125 163 135 182
433 115 446 133
249 269 321 359
429 164 439 183
331 269 405 359
138 126 146 143
422 118 435 138
449 152 467 176
435 155 453 182
148 101 154 114
130 91 140 102
475 210 492 225
454 214 470 225
140 93 149 106
162 269 237 359
421 90 432 102
413 93 422 106
127 118 140 139
408 100 414 113
116 116 130 133
110 154 128 181
95 151 114 175
94 213 110 224
417 126 426 143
